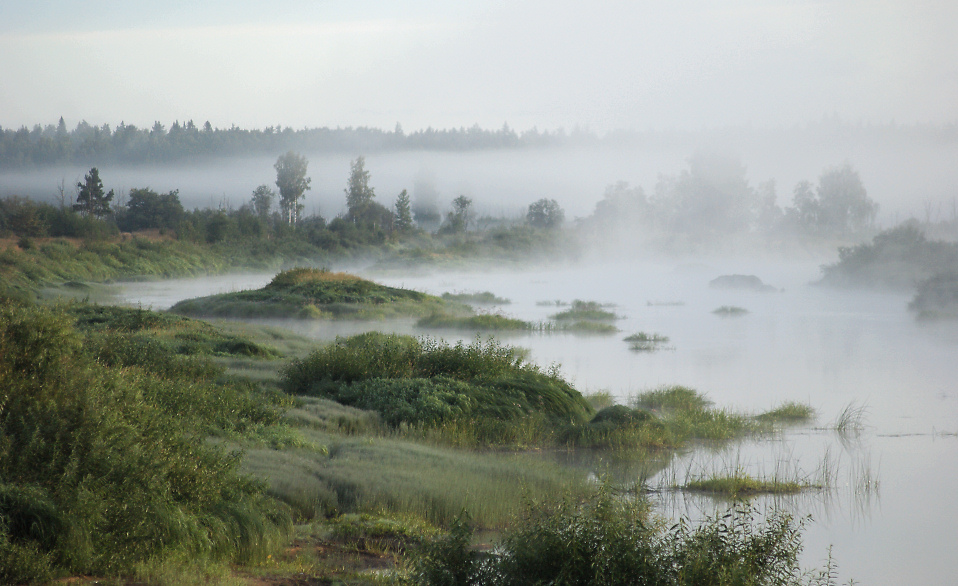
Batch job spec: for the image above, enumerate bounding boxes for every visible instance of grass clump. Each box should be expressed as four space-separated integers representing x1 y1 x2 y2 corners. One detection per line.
625 331 671 351
551 299 619 322
441 290 510 305
756 402 816 424
281 333 593 445
410 486 810 586
713 305 749 316
417 311 530 331
682 472 815 499
170 267 448 320
0 302 292 581
633 386 713 412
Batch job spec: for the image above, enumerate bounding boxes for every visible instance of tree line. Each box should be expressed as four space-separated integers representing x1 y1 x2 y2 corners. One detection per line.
0 151 567 258
0 118 564 168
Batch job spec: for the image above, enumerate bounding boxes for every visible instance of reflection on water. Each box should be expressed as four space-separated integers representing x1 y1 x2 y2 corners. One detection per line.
113 259 958 585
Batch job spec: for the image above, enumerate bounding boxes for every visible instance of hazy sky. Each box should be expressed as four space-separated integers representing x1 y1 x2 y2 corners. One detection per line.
2 0 956 132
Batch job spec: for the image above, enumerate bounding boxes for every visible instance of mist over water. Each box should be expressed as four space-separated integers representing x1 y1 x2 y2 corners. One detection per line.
5 133 958 225
114 256 958 585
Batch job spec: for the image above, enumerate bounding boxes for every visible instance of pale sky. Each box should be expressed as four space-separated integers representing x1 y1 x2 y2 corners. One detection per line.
2 0 956 132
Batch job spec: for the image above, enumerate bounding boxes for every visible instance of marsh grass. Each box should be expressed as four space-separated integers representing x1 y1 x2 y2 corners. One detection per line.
550 299 619 322
632 386 713 412
243 429 587 528
417 312 529 331
756 402 816 424
625 331 672 351
682 471 818 499
713 305 749 316
441 291 510 305
831 402 868 436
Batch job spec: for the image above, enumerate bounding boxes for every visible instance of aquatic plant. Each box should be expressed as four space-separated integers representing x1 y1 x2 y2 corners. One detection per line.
551 299 619 322
713 305 749 316
441 290 511 305
625 331 671 351
755 402 816 423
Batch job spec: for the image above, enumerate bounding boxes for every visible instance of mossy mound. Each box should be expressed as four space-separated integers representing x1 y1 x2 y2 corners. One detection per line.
170 267 448 320
281 332 594 437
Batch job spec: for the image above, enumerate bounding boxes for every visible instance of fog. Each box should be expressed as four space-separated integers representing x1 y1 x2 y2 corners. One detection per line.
4 130 958 227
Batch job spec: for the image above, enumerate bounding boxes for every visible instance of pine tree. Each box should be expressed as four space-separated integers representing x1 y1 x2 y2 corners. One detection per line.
345 156 375 221
73 167 114 218
394 189 413 232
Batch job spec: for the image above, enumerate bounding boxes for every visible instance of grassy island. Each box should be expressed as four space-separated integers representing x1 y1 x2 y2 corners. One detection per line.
170 267 451 320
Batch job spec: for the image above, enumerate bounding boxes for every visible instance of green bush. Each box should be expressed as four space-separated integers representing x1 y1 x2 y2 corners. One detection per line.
411 488 807 585
0 303 291 577
282 333 592 438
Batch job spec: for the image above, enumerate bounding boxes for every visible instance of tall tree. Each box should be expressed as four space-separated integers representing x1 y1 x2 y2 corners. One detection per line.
274 152 310 224
394 189 413 232
345 156 376 221
73 167 114 218
250 184 275 220
442 195 473 234
526 198 565 229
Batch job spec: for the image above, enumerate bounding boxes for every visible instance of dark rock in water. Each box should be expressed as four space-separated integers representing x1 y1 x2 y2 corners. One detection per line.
709 274 778 292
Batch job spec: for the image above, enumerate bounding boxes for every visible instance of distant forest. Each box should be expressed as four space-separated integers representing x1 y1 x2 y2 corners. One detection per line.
0 118 564 168
2 117 957 169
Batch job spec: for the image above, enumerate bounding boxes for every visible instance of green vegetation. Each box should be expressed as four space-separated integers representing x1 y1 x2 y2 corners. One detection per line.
411 487 808 586
441 290 510 304
0 302 293 583
756 402 816 424
713 305 749 316
551 299 619 321
682 472 818 499
909 271 958 319
281 333 592 446
819 223 958 289
416 312 529 331
170 267 446 320
625 331 671 351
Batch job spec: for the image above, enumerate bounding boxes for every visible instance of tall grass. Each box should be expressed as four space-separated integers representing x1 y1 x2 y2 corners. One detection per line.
0 302 293 581
410 486 809 585
281 333 592 445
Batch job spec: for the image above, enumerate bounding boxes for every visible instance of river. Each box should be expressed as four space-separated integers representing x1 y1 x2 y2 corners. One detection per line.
113 258 958 585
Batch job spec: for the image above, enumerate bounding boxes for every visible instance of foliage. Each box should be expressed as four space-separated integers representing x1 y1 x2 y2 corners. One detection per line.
250 184 275 220
275 151 311 224
440 195 474 234
526 198 565 229
119 187 185 232
281 333 593 436
73 167 114 218
551 300 618 321
788 164 878 236
819 222 958 289
441 291 510 305
909 271 958 319
0 303 291 579
410 487 808 586
395 188 414 232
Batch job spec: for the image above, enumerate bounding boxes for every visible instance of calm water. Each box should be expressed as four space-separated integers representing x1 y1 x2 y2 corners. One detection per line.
114 259 958 585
